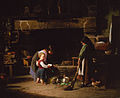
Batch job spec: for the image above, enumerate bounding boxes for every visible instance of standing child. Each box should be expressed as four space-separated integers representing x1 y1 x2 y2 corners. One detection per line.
36 53 52 84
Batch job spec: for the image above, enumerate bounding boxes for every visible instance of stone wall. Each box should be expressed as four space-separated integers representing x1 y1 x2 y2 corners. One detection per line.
14 17 96 33
56 65 77 78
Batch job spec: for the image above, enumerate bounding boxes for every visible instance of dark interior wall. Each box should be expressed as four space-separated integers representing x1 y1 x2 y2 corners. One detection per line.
19 28 84 63
0 31 5 72
0 0 89 17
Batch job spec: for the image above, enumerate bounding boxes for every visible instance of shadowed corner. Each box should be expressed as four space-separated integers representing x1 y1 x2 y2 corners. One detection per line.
6 85 21 89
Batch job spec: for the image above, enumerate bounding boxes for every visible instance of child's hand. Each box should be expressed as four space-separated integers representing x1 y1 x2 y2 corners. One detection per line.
48 64 52 67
